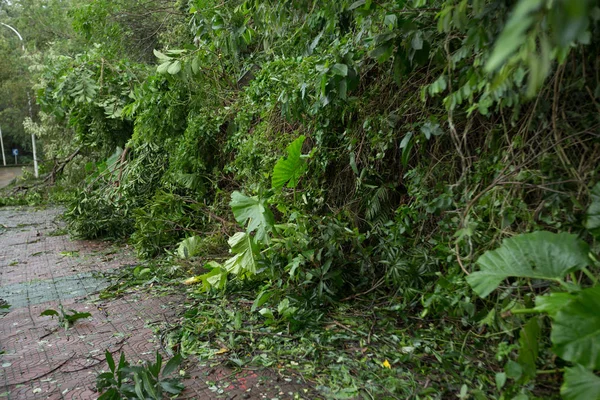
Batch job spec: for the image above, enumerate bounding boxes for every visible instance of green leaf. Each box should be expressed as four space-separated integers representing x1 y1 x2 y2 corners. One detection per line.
551 286 600 369
40 309 60 317
162 354 183 378
348 0 366 10
534 292 576 317
177 236 202 259
167 60 182 75
105 350 115 374
485 0 544 72
252 290 272 312
585 182 600 237
65 310 91 323
191 56 200 74
411 32 423 50
197 265 228 291
149 352 162 378
153 49 171 61
272 135 308 190
157 61 171 74
259 307 275 321
505 360 523 380
517 317 540 382
160 380 185 395
561 364 600 400
230 191 274 241
97 388 119 400
495 372 507 391
400 132 414 168
224 232 259 275
331 64 348 77
467 232 590 298
371 42 394 63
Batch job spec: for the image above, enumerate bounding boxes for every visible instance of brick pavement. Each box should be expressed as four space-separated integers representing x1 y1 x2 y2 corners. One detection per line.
0 207 316 399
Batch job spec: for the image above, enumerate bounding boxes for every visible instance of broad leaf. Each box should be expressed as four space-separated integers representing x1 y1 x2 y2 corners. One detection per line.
177 236 202 259
272 135 308 189
224 232 259 276
153 49 171 61
561 364 600 400
167 60 182 75
161 354 183 378
467 232 590 298
585 182 600 237
331 63 348 77
160 380 185 395
157 61 171 74
534 292 575 317
551 285 600 369
199 264 228 291
516 317 540 382
230 191 274 241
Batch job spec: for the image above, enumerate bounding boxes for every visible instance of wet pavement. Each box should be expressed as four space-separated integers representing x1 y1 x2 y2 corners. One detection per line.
0 207 315 399
0 168 26 189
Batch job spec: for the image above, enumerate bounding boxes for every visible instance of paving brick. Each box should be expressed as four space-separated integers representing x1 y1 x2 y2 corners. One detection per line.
1 207 317 399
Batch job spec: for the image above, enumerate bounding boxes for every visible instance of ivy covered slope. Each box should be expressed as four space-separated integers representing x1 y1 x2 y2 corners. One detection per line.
21 0 600 398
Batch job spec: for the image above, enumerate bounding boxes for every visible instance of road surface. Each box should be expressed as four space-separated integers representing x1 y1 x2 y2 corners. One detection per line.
0 167 24 189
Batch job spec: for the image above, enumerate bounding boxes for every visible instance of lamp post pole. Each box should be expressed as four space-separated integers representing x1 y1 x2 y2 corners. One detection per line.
0 125 6 166
0 22 38 177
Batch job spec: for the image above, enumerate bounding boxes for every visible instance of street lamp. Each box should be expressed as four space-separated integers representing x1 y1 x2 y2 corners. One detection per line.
0 22 39 177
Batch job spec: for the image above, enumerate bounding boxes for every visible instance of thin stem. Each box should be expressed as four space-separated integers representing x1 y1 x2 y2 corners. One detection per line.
510 308 543 315
536 369 563 375
581 267 598 285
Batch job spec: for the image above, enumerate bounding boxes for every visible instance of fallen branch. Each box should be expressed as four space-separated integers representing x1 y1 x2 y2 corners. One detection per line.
8 353 74 386
45 147 82 184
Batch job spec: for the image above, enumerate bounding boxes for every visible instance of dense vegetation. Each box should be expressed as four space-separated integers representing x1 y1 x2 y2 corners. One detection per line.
1 0 600 398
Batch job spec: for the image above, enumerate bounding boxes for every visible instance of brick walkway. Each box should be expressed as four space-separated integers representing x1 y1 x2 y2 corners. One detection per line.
0 207 315 399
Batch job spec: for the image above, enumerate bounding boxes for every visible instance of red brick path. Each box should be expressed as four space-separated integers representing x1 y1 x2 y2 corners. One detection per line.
0 208 315 399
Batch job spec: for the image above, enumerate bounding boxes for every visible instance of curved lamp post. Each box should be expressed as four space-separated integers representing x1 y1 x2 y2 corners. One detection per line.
0 22 38 177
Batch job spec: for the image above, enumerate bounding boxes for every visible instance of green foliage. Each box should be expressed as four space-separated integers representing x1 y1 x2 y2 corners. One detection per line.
177 236 202 259
96 350 184 400
469 225 600 399
586 182 600 237
551 286 600 370
15 0 600 397
467 232 590 298
230 191 274 242
40 305 91 330
561 364 600 400
271 135 308 189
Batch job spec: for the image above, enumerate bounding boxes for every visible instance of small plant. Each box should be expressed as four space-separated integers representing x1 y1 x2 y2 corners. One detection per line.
40 304 91 330
96 350 184 399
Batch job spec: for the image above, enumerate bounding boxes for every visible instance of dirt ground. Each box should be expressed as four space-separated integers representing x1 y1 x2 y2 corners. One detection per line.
0 207 315 399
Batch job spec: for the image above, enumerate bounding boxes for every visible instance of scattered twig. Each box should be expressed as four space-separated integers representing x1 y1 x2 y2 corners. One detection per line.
9 353 74 385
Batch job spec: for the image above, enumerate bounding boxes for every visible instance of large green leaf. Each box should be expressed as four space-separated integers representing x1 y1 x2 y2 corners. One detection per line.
230 191 274 242
551 285 600 370
534 292 576 317
195 262 228 291
585 182 600 237
224 232 259 276
561 364 600 400
516 316 540 382
272 135 307 189
467 232 590 298
177 236 202 259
